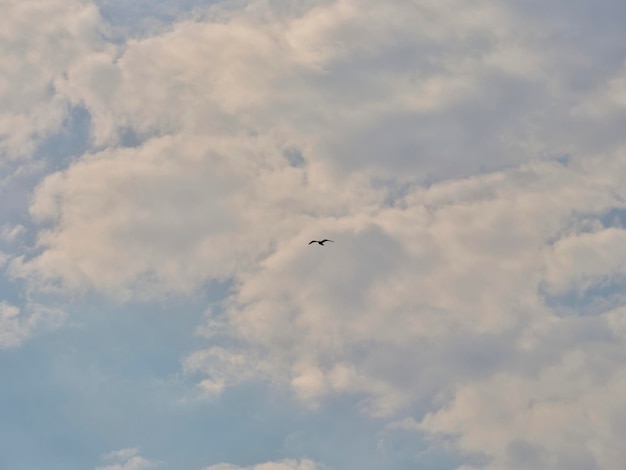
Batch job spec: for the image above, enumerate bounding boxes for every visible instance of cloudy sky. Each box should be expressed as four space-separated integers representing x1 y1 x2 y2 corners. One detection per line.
2 0 626 468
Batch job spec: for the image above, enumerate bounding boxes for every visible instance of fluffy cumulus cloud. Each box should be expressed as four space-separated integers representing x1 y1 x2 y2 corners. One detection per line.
0 0 106 162
7 0 626 468
184 156 626 419
421 349 626 470
13 131 381 296
10 0 591 292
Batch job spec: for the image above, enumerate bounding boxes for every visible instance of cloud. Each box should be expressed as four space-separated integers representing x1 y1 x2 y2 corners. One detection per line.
187 156 626 413
8 0 626 468
544 228 626 296
9 0 607 291
0 224 25 244
420 344 626 469
54 0 569 178
0 0 106 162
103 448 144 462
184 346 270 397
96 448 161 470
0 301 66 348
18 0 626 299
11 132 381 297
575 60 626 118
205 459 325 470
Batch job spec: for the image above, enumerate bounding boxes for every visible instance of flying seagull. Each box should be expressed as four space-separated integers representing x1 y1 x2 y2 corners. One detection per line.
309 239 334 246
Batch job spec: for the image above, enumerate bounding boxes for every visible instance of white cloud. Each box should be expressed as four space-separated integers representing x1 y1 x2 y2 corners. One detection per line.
9 0 626 468
96 448 161 470
103 448 143 462
205 459 325 470
9 0 599 293
0 301 66 348
420 345 626 469
184 346 271 397
54 0 563 178
19 0 626 300
0 224 25 243
543 227 626 296
0 0 107 162
574 60 626 118
187 156 625 414
12 132 381 297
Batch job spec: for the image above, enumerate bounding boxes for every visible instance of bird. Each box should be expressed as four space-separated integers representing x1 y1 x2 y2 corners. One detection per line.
309 239 334 246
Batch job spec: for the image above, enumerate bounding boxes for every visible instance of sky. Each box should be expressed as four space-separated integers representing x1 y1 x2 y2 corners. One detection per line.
2 0 626 469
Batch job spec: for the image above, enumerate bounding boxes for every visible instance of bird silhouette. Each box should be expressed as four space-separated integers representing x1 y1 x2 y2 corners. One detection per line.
308 239 334 246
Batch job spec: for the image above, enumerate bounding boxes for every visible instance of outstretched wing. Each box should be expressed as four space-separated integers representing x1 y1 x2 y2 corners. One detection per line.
308 240 317 245
321 239 334 243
